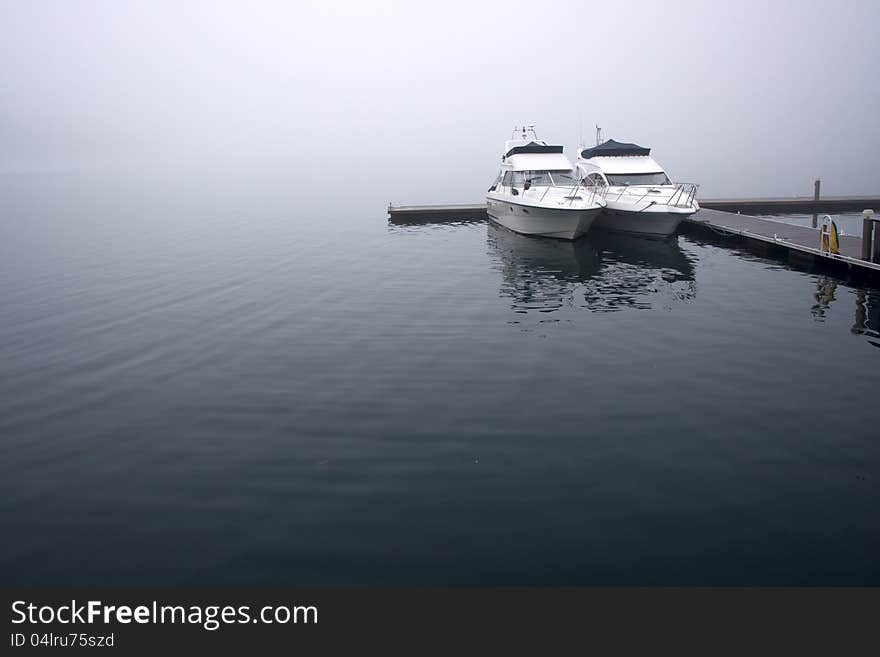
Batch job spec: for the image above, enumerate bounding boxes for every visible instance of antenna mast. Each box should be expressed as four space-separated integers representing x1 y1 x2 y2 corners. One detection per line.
595 125 602 146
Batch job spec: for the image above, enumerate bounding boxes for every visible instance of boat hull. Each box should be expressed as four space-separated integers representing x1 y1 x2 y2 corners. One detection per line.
594 207 691 237
486 197 601 240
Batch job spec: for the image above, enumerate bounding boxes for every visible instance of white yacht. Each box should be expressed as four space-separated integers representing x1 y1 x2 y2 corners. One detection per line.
576 138 698 237
486 126 605 240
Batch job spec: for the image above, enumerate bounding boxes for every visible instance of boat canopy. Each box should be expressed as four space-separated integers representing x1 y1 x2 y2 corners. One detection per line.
578 155 664 175
506 152 573 172
580 139 650 159
505 142 564 158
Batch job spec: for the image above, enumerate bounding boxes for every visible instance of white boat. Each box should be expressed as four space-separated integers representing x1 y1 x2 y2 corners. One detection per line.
486 126 605 240
576 138 698 237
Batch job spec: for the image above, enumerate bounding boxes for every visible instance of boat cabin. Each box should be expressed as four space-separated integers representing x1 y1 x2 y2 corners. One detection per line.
578 139 672 187
490 127 581 193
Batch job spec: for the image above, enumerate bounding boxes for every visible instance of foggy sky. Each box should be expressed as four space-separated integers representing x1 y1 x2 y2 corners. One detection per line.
2 0 879 205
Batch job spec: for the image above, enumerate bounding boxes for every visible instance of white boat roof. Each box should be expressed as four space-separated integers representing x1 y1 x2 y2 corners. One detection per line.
580 155 665 174
506 152 573 171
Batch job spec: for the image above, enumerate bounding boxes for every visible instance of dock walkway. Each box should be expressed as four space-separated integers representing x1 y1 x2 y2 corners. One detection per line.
683 208 880 274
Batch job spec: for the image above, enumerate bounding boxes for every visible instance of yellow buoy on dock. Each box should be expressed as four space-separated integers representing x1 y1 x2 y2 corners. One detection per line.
820 216 840 255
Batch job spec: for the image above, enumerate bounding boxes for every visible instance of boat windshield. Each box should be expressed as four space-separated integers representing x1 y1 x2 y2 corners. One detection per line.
549 170 578 186
522 170 579 187
606 172 671 186
522 171 552 186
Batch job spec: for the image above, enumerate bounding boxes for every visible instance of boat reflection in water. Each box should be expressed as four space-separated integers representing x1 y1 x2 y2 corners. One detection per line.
487 223 696 314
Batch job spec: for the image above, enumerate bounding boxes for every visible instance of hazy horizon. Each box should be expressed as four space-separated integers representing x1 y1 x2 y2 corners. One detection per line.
2 0 879 206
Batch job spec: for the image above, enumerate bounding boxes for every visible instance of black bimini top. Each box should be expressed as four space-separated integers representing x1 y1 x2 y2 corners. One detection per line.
505 142 564 158
580 139 650 159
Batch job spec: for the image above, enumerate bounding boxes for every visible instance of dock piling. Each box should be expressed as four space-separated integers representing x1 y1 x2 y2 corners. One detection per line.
812 179 821 228
862 210 874 261
863 209 879 263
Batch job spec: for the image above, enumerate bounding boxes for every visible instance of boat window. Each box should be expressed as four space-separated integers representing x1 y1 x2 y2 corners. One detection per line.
519 170 578 187
606 172 671 186
501 171 525 187
549 170 578 186
523 171 552 186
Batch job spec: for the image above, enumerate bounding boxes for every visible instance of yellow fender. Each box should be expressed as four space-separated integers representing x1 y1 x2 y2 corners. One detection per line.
830 220 840 254
820 216 840 255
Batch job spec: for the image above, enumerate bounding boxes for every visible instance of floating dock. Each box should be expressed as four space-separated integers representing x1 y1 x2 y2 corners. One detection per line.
682 208 880 276
388 198 880 278
387 203 487 223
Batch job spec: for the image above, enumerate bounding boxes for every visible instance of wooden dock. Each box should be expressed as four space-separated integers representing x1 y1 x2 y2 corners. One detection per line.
387 203 487 222
388 199 880 278
682 208 880 276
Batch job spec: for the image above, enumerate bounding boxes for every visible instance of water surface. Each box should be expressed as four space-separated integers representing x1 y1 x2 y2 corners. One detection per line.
1 175 878 585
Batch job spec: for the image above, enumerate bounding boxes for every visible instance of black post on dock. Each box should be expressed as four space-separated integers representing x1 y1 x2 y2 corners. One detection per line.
872 219 880 264
863 209 878 262
811 179 821 228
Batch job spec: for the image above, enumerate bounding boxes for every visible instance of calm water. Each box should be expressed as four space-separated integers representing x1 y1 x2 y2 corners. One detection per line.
1 176 879 585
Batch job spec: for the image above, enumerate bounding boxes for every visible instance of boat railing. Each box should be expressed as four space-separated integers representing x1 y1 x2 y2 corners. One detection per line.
668 183 699 208
529 177 607 206
608 182 699 209
577 178 608 206
608 185 650 204
558 178 606 206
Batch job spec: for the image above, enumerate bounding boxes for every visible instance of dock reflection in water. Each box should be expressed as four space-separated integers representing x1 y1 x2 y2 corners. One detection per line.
487 223 696 314
852 288 880 347
388 211 486 228
807 276 880 348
